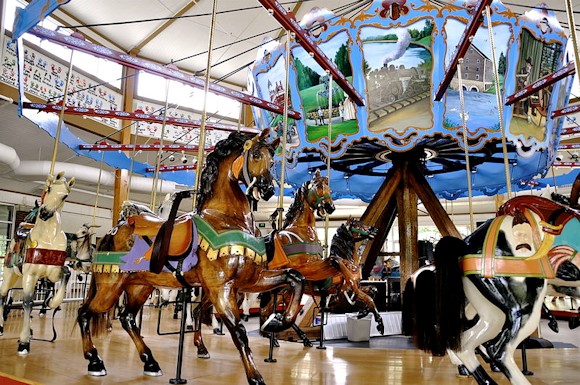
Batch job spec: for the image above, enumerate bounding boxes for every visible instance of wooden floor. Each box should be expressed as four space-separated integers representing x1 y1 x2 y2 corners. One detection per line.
1 302 579 385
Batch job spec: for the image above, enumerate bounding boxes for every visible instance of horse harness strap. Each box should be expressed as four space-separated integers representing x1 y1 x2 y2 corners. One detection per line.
194 216 267 263
25 247 67 266
460 215 556 279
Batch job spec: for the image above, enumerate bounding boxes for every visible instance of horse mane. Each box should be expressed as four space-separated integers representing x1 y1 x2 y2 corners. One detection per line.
330 222 355 262
282 181 309 228
196 131 254 212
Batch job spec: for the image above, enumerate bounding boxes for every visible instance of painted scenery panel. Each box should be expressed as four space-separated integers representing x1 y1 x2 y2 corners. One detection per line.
361 19 433 134
509 28 563 142
292 31 358 143
255 54 300 147
443 19 510 134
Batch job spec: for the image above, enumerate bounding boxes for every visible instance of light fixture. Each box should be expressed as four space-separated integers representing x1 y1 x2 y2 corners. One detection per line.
181 150 188 164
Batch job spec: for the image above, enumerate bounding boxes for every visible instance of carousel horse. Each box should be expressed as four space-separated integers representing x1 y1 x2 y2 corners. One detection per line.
0 171 75 355
77 129 305 385
263 172 384 337
412 195 580 385
69 223 99 273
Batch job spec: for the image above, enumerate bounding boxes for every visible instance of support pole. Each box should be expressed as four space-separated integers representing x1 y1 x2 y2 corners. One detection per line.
150 78 171 210
192 0 218 209
485 6 511 198
49 50 74 177
457 61 475 232
564 0 580 87
276 31 292 230
324 73 333 258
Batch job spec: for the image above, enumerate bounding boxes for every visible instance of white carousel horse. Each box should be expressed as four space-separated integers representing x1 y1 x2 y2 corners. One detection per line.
413 196 580 385
0 171 75 355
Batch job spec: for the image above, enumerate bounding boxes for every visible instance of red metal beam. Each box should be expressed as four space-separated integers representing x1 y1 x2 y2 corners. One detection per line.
257 0 365 107
505 62 576 106
434 0 493 101
78 142 214 152
552 103 580 119
22 102 259 134
560 127 580 136
146 164 197 172
558 143 580 150
27 26 302 119
552 161 580 168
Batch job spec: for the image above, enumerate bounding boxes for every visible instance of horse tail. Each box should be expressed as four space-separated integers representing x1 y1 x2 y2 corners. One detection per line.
75 274 111 338
409 268 439 353
401 278 415 336
433 236 468 355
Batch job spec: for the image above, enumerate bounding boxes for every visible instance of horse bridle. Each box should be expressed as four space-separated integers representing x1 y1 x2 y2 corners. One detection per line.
307 182 331 209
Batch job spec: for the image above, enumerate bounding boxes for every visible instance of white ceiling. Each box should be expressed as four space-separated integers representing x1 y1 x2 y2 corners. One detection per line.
0 0 579 223
50 0 580 89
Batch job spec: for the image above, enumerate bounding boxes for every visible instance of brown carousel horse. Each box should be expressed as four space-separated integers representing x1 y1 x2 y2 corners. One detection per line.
262 172 384 338
0 172 75 355
78 129 305 385
412 194 580 385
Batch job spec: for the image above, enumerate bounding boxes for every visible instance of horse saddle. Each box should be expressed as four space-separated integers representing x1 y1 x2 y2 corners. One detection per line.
128 212 193 257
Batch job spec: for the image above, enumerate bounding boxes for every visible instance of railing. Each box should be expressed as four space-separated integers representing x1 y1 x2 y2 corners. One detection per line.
1 269 92 307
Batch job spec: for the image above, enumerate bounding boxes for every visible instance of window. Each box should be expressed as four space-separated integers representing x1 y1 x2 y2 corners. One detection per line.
0 204 15 277
475 74 480 80
465 73 469 79
477 59 481 64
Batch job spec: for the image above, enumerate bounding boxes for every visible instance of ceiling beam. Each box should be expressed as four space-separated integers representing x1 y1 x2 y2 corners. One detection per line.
27 25 302 119
130 0 200 55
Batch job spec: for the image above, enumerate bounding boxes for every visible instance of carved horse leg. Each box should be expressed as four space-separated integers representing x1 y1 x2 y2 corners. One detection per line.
77 273 129 376
44 265 71 309
119 284 161 376
0 267 20 336
17 266 42 355
206 285 265 385
466 276 547 385
335 259 385 334
453 278 505 385
207 268 304 385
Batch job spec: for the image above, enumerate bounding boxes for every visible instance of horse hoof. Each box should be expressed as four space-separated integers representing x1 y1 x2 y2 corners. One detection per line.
260 313 284 333
88 369 107 377
0 325 3 335
88 360 107 376
213 328 224 335
17 342 30 356
457 365 470 377
197 352 210 359
144 369 163 377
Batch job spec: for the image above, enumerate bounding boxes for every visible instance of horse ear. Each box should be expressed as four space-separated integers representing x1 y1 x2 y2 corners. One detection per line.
260 127 271 139
270 136 281 150
315 169 321 178
165 193 171 201
56 171 65 180
68 177 76 188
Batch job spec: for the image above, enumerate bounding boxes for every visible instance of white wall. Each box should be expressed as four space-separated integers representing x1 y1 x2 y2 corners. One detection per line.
0 190 112 238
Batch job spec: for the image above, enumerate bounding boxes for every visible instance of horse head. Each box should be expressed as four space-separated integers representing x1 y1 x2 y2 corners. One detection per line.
71 223 100 272
346 217 378 242
306 169 335 217
234 128 280 202
38 171 75 221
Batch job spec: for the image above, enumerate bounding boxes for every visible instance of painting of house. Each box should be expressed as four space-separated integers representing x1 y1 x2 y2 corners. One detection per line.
450 45 493 92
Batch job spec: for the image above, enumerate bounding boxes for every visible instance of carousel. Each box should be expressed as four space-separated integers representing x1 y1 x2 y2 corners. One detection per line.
1 1 580 385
